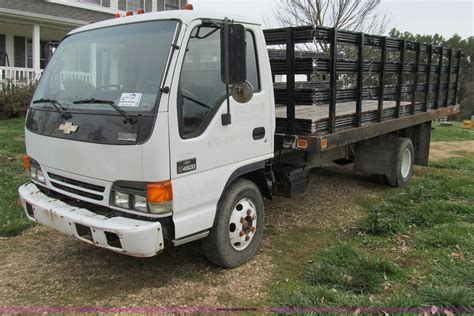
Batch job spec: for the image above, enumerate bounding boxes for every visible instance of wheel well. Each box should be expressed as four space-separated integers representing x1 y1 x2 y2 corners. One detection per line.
239 170 272 200
223 161 273 200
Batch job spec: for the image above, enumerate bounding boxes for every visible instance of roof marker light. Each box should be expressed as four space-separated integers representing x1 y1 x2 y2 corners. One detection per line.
126 10 133 16
185 3 193 10
114 12 121 18
136 8 144 14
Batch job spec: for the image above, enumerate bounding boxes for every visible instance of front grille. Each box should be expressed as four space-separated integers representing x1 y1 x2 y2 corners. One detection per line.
48 172 105 201
50 182 103 201
48 173 105 192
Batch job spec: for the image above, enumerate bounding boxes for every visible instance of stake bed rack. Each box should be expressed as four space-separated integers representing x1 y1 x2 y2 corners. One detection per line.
264 25 461 150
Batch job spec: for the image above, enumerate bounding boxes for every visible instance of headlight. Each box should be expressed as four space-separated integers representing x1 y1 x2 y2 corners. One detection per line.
133 195 147 212
29 166 38 180
113 191 130 209
36 169 45 183
27 160 46 184
111 181 173 215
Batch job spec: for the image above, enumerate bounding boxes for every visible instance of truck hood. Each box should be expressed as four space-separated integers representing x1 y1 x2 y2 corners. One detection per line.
25 130 143 183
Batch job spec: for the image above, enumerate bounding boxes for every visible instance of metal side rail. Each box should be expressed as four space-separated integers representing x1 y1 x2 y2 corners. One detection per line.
18 183 164 257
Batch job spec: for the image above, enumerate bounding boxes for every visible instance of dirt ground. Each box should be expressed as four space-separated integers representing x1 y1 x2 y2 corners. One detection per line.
0 142 468 308
429 140 474 160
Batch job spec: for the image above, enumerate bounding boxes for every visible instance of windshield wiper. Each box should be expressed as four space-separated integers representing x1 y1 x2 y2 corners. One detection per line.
32 98 72 119
73 98 137 124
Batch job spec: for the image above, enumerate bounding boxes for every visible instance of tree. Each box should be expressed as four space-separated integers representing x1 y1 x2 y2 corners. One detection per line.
275 0 389 51
390 29 474 119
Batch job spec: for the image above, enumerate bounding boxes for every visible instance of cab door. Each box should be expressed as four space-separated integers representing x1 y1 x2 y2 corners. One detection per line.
168 22 274 239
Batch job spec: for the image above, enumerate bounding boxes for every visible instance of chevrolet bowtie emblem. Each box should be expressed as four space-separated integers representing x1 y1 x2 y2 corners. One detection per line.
59 122 79 134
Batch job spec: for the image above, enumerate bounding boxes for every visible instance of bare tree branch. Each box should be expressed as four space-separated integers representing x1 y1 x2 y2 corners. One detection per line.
274 0 390 51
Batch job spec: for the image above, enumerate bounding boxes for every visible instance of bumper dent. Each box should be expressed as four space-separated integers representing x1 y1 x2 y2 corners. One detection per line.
18 183 164 257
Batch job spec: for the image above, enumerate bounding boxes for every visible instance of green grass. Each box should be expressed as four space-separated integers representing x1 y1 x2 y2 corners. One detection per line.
431 121 474 142
305 244 400 294
270 143 474 309
0 117 31 236
358 173 473 235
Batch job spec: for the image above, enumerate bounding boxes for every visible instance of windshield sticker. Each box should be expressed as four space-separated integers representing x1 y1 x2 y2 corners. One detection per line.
118 132 137 142
119 93 142 107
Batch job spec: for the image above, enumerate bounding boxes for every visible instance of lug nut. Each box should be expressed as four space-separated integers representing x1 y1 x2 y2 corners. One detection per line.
240 217 245 223
247 209 252 215
251 227 256 233
245 236 250 241
239 231 245 237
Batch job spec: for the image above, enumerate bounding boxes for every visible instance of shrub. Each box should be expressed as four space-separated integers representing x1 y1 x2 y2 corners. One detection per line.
0 82 36 120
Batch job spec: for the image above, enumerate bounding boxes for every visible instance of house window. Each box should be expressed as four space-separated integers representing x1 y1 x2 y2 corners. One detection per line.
158 0 185 11
0 34 6 66
26 39 48 69
75 0 110 7
118 0 152 11
14 36 26 68
14 36 47 69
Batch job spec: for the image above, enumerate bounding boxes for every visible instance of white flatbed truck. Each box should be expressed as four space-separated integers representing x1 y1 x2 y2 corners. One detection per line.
19 9 460 268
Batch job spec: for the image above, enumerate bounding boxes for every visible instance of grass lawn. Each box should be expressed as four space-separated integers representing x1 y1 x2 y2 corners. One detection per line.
431 121 474 142
0 118 31 236
269 138 474 309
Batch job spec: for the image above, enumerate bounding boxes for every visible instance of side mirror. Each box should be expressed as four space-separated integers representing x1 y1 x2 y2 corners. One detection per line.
220 23 246 85
44 41 60 66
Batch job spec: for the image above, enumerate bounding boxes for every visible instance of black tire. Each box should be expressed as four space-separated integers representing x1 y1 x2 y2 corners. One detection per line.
202 179 264 268
386 138 415 187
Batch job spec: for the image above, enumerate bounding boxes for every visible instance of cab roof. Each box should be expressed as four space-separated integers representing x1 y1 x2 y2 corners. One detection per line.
68 10 260 35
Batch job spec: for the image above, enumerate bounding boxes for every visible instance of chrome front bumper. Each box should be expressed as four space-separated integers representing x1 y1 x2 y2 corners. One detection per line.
18 183 164 257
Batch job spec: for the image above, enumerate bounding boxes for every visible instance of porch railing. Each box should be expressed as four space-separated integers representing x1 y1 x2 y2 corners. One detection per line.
60 71 92 83
1 67 92 90
0 67 42 89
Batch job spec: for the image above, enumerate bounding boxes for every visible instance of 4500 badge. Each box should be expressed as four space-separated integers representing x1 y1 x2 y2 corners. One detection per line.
177 158 197 174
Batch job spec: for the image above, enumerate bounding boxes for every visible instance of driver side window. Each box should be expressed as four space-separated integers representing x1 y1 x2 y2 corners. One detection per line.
178 25 259 139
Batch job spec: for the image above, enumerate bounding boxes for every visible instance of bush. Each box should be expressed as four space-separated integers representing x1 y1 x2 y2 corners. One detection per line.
0 82 36 120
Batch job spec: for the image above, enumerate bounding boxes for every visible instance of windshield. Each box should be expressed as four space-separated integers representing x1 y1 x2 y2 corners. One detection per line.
33 20 179 114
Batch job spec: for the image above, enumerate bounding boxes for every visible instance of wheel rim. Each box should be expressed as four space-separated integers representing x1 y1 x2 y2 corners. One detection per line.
228 198 257 251
401 148 412 178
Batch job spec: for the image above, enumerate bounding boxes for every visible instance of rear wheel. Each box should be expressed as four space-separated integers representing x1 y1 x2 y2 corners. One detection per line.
386 138 414 187
202 179 264 268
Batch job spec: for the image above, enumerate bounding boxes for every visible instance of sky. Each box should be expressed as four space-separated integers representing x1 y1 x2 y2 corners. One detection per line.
191 0 473 39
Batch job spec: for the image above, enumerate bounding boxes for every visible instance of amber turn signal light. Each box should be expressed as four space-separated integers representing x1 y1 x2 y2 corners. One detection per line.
147 181 173 204
23 155 30 170
296 138 309 150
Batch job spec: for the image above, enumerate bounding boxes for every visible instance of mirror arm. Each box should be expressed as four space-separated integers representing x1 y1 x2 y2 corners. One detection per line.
221 17 232 126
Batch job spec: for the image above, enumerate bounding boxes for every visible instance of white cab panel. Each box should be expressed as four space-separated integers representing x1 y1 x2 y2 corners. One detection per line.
168 21 275 239
26 130 143 182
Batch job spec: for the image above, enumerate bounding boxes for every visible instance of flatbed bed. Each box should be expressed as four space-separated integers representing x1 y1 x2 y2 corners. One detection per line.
275 100 412 135
264 25 462 154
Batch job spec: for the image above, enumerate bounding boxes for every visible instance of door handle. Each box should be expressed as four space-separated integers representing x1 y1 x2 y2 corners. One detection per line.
252 127 265 140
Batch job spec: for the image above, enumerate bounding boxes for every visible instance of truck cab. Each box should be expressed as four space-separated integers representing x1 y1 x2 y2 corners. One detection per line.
20 10 274 268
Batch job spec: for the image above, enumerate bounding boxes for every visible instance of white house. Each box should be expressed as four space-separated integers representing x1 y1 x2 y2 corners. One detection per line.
0 0 186 87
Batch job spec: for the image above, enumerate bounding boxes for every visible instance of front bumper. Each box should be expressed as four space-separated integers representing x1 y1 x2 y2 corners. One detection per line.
18 183 164 257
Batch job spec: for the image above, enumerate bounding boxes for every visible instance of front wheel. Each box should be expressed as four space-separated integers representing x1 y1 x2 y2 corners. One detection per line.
202 179 264 268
